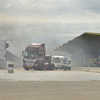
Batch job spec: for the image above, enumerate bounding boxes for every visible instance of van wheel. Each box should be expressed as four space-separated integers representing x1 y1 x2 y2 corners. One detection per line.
64 68 66 71
55 68 57 70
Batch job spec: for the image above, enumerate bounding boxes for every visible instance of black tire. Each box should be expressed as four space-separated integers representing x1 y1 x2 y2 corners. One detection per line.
38 63 44 70
24 67 29 70
47 64 50 70
23 65 29 70
40 63 44 70
52 66 54 70
64 68 66 71
52 64 55 70
50 66 52 70
25 68 29 70
68 67 71 70
55 68 57 70
50 64 55 70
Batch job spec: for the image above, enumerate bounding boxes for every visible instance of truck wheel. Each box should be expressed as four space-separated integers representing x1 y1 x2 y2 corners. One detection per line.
40 64 44 70
24 67 29 70
47 64 50 70
38 63 44 70
69 67 71 70
52 66 54 70
50 66 52 70
25 68 29 70
52 64 55 70
64 68 66 71
23 65 29 70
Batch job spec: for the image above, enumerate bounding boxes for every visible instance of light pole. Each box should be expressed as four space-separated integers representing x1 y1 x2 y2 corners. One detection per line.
5 39 13 69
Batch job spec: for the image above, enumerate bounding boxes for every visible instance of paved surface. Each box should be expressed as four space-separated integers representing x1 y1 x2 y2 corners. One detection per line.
0 68 100 81
72 66 100 72
0 67 100 100
0 81 100 100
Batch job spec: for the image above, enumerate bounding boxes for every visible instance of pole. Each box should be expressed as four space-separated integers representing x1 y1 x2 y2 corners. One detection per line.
5 39 13 69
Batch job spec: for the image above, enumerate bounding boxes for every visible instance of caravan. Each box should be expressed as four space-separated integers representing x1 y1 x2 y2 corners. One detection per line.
52 56 72 71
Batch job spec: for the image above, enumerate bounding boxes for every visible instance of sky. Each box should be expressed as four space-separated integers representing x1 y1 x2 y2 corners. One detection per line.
0 0 100 56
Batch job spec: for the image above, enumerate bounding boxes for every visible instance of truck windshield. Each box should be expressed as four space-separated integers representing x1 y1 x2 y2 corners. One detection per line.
24 51 38 57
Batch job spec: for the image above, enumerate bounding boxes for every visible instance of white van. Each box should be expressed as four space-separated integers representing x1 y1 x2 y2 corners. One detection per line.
52 56 71 71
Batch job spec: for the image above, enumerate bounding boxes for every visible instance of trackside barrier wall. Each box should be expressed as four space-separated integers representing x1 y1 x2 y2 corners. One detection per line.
8 64 14 73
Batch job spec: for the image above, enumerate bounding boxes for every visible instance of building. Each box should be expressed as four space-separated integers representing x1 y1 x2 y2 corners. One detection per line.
54 32 100 66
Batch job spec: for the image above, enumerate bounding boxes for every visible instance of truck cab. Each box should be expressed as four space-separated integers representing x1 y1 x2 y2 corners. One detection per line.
22 43 45 70
22 43 55 70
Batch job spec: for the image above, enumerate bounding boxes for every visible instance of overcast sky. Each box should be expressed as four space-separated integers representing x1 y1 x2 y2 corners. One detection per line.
0 0 100 56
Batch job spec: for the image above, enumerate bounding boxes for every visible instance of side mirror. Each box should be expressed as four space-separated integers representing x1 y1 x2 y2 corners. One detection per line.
22 51 24 56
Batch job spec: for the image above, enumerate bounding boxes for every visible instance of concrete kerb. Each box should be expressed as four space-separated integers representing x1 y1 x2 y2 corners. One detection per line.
80 67 100 73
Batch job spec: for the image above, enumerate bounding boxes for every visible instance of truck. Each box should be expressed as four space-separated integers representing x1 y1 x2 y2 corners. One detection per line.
51 55 72 71
22 43 55 70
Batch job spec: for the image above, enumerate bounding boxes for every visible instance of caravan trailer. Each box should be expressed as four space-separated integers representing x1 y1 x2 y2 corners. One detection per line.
52 56 72 71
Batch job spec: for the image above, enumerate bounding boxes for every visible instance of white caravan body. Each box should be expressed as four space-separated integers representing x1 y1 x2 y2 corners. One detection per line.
52 56 72 70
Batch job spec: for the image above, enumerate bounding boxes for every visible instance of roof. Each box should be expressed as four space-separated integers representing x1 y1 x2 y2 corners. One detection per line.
52 55 71 60
52 56 64 58
54 32 100 59
31 43 45 46
84 32 100 35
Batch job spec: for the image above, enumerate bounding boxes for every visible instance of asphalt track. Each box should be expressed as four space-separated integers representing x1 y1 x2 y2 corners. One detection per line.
0 68 100 100
0 68 100 81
